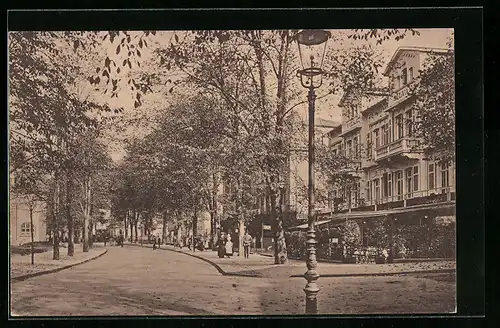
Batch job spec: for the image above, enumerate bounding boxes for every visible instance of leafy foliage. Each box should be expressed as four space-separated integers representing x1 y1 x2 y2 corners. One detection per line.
409 48 455 163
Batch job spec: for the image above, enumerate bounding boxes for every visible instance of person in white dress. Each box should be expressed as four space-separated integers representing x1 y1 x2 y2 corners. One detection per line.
225 234 233 258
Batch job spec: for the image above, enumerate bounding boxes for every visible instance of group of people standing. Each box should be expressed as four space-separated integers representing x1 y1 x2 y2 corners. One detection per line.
217 231 253 259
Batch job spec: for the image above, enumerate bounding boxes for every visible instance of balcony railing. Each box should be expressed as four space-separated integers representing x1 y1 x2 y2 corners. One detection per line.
343 116 361 133
321 186 455 217
375 137 420 161
365 186 456 209
389 81 415 107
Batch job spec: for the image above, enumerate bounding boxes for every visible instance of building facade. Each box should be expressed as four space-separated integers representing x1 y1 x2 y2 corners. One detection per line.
314 47 455 257
9 175 48 246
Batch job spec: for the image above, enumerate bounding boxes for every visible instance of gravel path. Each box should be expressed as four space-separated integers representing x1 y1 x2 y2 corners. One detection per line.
10 245 456 316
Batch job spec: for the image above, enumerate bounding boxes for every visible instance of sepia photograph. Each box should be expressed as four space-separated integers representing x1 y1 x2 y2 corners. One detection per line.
8 24 458 316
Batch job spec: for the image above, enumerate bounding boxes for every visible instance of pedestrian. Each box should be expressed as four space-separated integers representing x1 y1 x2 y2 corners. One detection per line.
157 236 161 249
225 234 233 258
152 236 157 250
217 234 226 258
243 231 252 259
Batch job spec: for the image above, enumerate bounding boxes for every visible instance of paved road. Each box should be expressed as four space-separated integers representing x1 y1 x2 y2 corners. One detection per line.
10 246 455 316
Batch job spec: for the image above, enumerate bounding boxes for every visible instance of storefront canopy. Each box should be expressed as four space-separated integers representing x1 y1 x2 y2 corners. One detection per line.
290 202 455 231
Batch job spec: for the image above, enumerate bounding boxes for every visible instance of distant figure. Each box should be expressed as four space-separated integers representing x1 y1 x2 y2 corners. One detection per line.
217 234 226 258
225 235 233 258
152 237 157 250
157 236 161 249
243 231 252 259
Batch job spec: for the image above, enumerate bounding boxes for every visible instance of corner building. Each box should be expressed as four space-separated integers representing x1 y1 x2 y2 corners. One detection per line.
315 47 455 261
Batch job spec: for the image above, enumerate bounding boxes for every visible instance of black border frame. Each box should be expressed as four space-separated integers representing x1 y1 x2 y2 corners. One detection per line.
4 7 485 327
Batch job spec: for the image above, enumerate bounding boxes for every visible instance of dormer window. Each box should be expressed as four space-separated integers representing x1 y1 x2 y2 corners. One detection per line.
409 67 414 82
402 68 408 85
394 76 400 90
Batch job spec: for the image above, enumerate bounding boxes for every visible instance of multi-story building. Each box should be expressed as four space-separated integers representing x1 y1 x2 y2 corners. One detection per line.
9 174 48 246
313 47 455 253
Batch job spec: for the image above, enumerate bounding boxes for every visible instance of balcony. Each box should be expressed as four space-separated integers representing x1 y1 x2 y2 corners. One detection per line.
341 116 361 135
389 81 415 108
317 187 455 220
375 137 420 161
365 186 456 210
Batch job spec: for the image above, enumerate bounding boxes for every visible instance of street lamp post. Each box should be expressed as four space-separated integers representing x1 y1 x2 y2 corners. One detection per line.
293 29 331 314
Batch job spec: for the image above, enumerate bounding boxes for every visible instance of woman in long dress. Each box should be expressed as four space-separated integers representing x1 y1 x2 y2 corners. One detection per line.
225 234 233 258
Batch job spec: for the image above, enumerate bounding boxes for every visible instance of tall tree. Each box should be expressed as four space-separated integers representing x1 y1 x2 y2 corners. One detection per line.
409 45 455 164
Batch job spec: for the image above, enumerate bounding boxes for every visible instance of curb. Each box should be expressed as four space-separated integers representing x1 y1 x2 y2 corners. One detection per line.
11 249 108 283
124 244 456 279
125 243 261 277
289 268 456 278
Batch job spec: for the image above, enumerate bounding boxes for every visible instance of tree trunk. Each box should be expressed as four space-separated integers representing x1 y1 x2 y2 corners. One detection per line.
89 220 94 248
210 212 218 250
162 211 167 244
82 178 90 253
238 217 245 257
192 209 198 252
53 177 60 260
29 204 35 265
67 175 74 257
124 211 129 239
134 215 138 243
269 182 288 264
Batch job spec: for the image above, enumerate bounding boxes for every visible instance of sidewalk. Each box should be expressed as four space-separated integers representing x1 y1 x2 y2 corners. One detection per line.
126 243 456 278
10 245 107 282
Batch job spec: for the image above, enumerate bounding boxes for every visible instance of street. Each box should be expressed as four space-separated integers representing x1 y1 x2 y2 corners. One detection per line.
10 246 455 316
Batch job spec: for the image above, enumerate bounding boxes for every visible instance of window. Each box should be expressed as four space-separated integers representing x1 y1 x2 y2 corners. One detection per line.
382 173 389 198
21 222 33 235
413 165 419 192
366 133 372 159
382 124 390 145
354 183 360 207
395 114 404 140
374 179 380 202
395 170 403 200
406 109 413 137
394 76 400 90
388 173 393 198
428 163 436 191
374 129 380 149
405 167 413 197
409 67 414 82
402 68 408 85
353 136 359 158
441 162 450 190
366 181 371 202
346 140 352 158
405 166 419 197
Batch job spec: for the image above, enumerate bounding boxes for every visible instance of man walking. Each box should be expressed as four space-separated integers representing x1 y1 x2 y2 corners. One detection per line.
243 231 252 259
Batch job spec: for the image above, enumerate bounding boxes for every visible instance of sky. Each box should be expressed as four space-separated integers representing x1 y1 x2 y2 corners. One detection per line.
93 28 453 162
303 28 454 125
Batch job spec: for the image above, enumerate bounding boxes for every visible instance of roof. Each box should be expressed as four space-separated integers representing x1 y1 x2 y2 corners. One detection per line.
326 124 342 135
338 87 357 108
361 96 388 115
382 46 451 76
316 118 339 128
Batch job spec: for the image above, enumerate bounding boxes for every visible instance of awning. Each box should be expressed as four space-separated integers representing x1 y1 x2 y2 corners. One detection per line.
288 202 456 231
320 202 456 222
288 219 331 231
